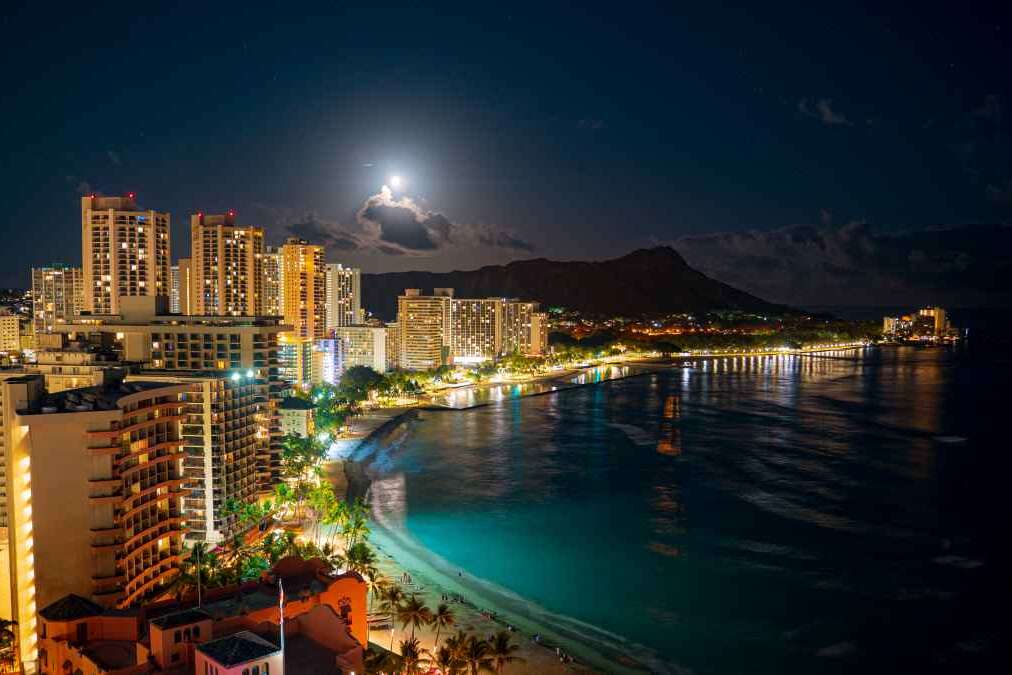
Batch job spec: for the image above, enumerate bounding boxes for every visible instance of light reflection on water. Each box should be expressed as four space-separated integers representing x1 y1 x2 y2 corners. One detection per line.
431 364 636 408
360 347 1008 674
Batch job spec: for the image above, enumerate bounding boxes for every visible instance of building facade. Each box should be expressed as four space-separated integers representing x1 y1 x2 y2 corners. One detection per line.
324 263 362 330
278 334 314 391
31 264 83 334
334 325 386 373
50 298 287 494
190 213 265 317
27 347 123 393
396 289 451 371
0 315 19 353
279 238 326 340
176 258 193 315
384 322 400 371
448 299 500 364
278 396 315 438
135 372 261 545
81 194 171 315
4 378 190 663
312 338 344 386
260 246 282 317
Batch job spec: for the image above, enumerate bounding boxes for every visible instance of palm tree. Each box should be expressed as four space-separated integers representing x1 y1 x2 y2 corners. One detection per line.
399 636 427 674
338 542 379 579
461 635 492 675
342 498 371 548
379 584 406 650
488 631 524 673
431 644 458 675
432 602 456 650
396 595 434 640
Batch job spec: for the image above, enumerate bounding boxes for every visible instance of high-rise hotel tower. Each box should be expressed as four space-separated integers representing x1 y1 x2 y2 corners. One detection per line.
324 263 362 330
190 212 265 316
81 194 170 315
279 238 326 340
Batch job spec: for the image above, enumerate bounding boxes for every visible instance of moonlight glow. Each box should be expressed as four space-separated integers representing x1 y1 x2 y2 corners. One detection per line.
389 175 403 189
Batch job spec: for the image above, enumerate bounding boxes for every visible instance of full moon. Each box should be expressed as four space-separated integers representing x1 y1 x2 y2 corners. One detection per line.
389 175 403 189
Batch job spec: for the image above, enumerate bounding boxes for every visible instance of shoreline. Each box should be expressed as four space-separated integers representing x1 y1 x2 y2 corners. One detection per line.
336 372 669 674
333 345 870 673
340 422 652 674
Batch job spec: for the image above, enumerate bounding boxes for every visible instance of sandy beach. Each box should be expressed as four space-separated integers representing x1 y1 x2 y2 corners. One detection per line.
366 540 600 674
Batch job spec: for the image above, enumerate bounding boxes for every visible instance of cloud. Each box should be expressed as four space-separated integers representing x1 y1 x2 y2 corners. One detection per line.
354 186 534 254
106 149 122 166
798 98 852 126
254 188 534 257
673 222 1012 307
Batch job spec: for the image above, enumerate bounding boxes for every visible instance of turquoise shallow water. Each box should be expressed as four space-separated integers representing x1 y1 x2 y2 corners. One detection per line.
356 347 1010 673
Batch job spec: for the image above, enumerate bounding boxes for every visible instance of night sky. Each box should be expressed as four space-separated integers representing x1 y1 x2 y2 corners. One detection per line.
2 2 1010 305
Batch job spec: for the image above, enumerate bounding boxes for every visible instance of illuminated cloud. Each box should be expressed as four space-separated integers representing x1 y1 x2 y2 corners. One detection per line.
259 187 534 257
355 186 534 255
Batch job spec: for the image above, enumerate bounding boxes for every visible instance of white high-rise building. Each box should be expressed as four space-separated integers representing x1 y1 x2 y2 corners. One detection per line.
397 289 451 370
325 263 362 330
335 325 387 373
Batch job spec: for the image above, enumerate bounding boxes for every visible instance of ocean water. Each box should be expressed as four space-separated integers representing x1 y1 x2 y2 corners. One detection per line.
355 347 1010 674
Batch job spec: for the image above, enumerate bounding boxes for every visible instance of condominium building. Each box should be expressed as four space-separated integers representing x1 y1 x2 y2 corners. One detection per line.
449 299 500 364
3 376 189 662
31 264 83 334
396 289 451 370
131 372 260 545
280 238 326 340
531 311 549 355
396 291 547 369
278 334 314 391
81 194 171 315
50 297 288 494
312 338 344 386
384 322 400 371
499 300 537 355
190 213 265 316
324 263 362 330
261 246 282 317
334 325 386 373
0 314 19 353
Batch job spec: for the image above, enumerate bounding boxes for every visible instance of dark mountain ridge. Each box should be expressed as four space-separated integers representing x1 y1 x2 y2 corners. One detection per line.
362 246 788 320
